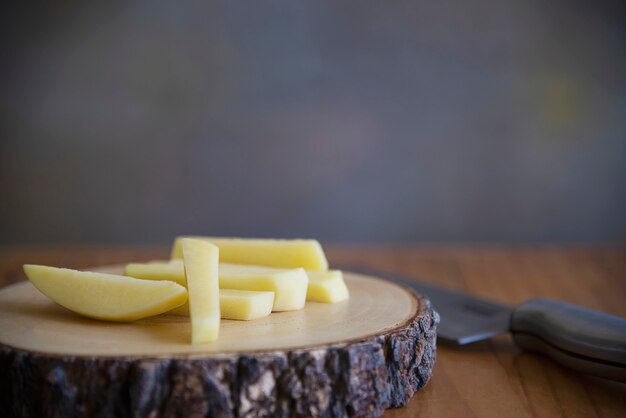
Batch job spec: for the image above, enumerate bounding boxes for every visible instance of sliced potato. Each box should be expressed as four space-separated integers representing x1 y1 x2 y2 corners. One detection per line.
125 260 308 312
171 236 329 271
306 270 350 303
168 289 274 321
182 239 220 343
23 264 187 322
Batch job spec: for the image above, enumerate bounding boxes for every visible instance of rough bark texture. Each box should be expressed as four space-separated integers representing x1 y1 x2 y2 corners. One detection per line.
0 294 437 418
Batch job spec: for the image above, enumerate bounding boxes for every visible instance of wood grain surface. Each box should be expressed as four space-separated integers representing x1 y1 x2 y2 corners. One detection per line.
0 272 418 356
1 245 625 417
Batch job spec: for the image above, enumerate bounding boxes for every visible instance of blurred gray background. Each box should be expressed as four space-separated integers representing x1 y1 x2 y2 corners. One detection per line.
1 1 625 245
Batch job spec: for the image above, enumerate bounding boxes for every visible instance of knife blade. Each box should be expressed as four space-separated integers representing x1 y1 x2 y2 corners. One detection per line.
344 266 626 382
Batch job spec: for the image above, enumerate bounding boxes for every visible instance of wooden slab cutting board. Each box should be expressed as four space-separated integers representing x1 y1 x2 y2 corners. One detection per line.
0 267 438 418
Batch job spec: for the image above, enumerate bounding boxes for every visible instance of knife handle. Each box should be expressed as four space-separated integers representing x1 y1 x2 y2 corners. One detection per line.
510 299 626 382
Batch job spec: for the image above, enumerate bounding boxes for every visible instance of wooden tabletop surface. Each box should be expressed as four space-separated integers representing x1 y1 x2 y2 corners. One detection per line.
1 245 625 417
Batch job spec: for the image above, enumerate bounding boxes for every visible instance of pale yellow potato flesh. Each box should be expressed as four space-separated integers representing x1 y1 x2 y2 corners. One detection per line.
218 264 308 311
182 239 220 343
22 264 188 322
219 289 274 320
171 237 329 271
306 270 350 303
220 265 349 304
169 289 274 321
125 260 308 312
125 261 186 286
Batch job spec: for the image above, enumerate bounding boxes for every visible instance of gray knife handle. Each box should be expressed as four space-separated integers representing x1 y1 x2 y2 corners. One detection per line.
510 299 626 382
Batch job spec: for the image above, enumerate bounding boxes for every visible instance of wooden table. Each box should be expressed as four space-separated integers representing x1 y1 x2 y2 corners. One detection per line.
1 246 625 417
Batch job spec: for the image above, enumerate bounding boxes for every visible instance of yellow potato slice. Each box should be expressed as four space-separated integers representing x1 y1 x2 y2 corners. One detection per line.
306 270 350 303
125 260 308 312
219 289 274 320
23 264 187 322
169 289 274 321
171 237 328 271
182 238 220 343
218 263 308 311
125 261 186 285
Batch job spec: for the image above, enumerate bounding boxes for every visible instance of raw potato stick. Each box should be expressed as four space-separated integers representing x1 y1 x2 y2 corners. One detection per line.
168 289 274 321
306 270 350 303
171 236 329 271
182 239 220 343
125 260 309 311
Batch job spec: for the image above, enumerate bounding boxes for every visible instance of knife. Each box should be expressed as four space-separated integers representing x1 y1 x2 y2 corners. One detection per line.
345 267 626 382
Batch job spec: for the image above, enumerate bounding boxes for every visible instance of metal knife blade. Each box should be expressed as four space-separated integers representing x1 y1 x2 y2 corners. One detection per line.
343 266 626 382
345 267 512 345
